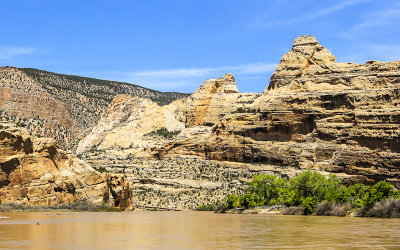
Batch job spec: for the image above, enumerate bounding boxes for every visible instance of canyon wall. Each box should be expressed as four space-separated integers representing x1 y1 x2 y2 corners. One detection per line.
80 36 400 191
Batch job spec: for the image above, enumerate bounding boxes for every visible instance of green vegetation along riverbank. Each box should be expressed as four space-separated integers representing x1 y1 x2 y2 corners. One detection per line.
207 170 400 218
0 201 121 212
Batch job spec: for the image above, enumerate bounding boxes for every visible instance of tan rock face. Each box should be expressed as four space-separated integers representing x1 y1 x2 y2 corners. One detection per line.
186 73 240 127
267 35 400 92
76 94 186 155
78 35 400 194
103 174 133 211
0 122 108 206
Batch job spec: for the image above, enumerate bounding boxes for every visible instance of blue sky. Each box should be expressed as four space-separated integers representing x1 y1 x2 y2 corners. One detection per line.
1 0 399 93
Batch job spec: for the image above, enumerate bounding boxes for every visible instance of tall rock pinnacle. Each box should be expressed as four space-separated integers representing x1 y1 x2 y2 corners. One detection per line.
267 35 336 91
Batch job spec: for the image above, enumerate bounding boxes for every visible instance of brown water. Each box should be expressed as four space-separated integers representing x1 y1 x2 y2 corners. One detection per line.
0 212 399 249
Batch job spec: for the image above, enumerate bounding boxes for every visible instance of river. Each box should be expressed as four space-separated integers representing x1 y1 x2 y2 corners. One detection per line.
0 211 399 249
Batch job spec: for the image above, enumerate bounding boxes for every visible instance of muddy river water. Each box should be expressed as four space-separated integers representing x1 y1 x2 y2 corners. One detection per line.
0 211 399 249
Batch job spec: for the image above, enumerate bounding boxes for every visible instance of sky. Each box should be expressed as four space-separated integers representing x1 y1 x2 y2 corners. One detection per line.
1 0 399 93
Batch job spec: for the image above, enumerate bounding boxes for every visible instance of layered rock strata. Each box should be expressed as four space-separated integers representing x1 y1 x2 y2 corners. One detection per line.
79 35 400 192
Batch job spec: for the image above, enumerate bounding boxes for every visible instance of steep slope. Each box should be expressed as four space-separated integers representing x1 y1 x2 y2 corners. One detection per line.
0 67 188 151
20 68 188 106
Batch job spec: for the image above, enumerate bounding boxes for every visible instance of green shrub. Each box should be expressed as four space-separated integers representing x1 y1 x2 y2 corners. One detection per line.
218 170 400 216
15 122 26 127
232 107 259 114
146 127 181 139
239 193 259 208
302 196 318 215
197 204 215 211
226 194 241 209
94 167 109 173
363 181 397 208
248 174 286 206
347 183 367 207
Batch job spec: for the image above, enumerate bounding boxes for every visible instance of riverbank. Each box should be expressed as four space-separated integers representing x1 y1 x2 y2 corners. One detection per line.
1 202 400 218
215 170 400 218
217 198 400 218
0 201 121 212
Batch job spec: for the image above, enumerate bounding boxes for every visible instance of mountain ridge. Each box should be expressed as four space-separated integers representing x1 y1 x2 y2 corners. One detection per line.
0 66 189 151
18 67 190 105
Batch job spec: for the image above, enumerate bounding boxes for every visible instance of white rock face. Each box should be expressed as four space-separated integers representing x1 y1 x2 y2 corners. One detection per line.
76 73 253 160
76 95 187 155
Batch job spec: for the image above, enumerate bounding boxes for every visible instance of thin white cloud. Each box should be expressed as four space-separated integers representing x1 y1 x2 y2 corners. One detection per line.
259 0 371 27
129 62 277 78
131 68 212 78
335 2 400 63
82 62 277 92
0 46 35 59
350 5 400 31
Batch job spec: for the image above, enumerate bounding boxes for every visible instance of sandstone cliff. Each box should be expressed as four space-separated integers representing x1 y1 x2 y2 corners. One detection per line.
78 35 400 209
267 35 400 92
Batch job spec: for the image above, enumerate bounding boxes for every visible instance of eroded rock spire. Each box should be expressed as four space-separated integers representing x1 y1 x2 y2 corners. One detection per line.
267 35 335 91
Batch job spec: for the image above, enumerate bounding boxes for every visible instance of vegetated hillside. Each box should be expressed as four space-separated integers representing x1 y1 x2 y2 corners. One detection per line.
0 66 189 151
20 68 188 106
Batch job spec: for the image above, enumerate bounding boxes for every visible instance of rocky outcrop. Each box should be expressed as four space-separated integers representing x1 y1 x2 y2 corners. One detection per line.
0 121 106 205
267 35 400 92
103 174 133 211
76 94 187 155
186 73 240 127
0 120 133 210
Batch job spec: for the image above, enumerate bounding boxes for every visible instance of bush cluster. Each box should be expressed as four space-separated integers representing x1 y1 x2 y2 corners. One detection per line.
146 127 181 139
15 122 26 127
94 167 109 173
219 170 400 216
0 201 120 212
196 204 215 211
232 107 259 114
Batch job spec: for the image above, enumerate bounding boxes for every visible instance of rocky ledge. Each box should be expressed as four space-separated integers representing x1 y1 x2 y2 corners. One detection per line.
0 119 132 210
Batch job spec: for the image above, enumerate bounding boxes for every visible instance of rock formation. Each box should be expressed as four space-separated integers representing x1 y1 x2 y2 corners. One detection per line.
3 35 399 210
76 94 187 155
186 73 239 127
79 35 400 201
103 174 133 211
0 119 133 210
267 35 400 92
